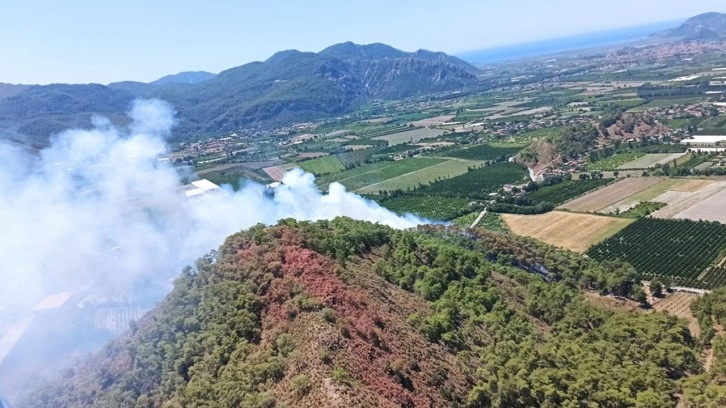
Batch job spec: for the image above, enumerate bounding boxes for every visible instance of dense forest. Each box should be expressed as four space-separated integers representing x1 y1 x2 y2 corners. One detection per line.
21 218 726 407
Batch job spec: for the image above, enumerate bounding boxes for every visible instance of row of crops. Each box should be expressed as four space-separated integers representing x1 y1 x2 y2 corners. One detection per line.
587 218 726 289
413 162 529 199
525 178 613 206
336 149 374 168
437 143 525 161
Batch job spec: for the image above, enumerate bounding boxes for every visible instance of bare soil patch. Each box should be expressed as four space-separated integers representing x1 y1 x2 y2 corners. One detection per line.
411 115 455 127
673 186 726 223
263 163 298 181
670 179 714 192
651 292 701 337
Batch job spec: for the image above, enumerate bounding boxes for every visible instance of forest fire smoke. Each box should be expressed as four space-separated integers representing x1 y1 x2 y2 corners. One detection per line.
0 99 424 308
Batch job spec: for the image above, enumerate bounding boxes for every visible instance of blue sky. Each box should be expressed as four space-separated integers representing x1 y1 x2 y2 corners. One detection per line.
0 0 721 84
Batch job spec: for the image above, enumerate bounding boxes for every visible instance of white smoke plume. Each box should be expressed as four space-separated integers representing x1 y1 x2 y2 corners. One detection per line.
0 99 424 310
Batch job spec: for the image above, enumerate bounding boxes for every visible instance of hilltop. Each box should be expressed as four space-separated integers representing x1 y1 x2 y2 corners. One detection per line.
655 12 726 41
0 43 480 147
150 71 216 86
20 218 726 407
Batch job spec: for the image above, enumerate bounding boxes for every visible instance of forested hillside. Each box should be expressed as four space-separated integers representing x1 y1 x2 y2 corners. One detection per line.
0 42 480 146
22 218 720 407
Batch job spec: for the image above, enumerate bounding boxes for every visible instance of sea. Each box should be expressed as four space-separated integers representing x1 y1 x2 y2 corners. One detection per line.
458 20 683 64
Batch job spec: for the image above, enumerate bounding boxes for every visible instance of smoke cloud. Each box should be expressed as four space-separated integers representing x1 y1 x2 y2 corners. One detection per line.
0 99 424 310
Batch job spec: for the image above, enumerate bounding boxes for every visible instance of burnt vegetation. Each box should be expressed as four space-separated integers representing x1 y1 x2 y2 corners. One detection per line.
21 218 716 408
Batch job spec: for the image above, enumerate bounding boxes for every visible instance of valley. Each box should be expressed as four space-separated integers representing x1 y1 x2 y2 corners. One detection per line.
4 8 726 408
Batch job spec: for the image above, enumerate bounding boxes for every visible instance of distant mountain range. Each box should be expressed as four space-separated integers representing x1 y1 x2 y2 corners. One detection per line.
654 12 726 40
2 12 725 147
0 42 479 146
151 71 216 85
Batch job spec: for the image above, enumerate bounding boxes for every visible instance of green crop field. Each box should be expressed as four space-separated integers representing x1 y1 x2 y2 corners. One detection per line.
336 148 375 168
319 158 446 191
588 152 646 170
358 159 480 194
587 218 726 288
414 162 529 198
316 160 398 187
438 143 525 161
298 155 345 175
476 212 508 232
378 196 474 220
526 178 614 205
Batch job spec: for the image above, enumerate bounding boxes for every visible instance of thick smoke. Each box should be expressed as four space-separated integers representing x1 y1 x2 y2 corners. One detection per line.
0 99 424 310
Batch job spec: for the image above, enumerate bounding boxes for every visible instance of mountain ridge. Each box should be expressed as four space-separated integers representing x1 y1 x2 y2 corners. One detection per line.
0 42 480 146
654 12 726 40
151 71 216 85
19 218 712 408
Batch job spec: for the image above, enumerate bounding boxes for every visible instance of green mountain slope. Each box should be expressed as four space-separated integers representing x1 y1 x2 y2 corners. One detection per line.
656 12 726 40
0 42 480 146
21 218 721 408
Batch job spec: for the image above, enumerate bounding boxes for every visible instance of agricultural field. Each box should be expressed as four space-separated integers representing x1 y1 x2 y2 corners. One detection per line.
335 148 374 168
262 163 298 181
501 211 633 253
473 212 508 232
587 152 645 170
587 218 726 288
559 177 667 212
599 178 685 214
372 128 446 145
317 158 447 192
377 196 474 220
414 162 529 198
452 211 479 227
297 155 345 175
298 152 327 159
438 143 525 161
651 292 701 336
199 165 271 190
511 126 564 141
616 153 687 169
410 114 455 127
660 183 726 223
617 201 666 218
526 178 614 206
377 144 422 155
357 159 479 194
316 160 400 187
628 96 706 111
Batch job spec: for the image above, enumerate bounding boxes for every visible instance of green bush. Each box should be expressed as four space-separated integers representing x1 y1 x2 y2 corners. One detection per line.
332 367 353 386
321 307 337 323
291 374 312 397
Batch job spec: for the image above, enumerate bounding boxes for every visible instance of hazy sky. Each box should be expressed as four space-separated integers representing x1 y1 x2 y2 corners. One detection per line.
0 0 721 84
